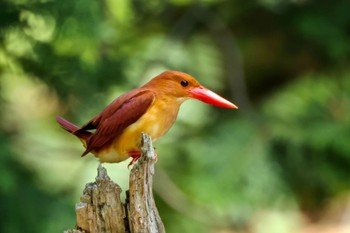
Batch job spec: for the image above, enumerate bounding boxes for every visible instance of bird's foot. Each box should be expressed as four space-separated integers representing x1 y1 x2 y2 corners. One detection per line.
128 150 141 168
127 149 158 168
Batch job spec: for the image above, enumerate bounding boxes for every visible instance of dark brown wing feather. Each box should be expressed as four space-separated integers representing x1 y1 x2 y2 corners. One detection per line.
56 116 92 141
81 90 155 156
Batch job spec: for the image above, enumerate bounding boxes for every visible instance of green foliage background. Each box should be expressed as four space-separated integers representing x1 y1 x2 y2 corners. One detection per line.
1 0 350 232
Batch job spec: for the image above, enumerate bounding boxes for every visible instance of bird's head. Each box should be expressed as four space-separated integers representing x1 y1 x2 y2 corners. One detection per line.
145 70 238 109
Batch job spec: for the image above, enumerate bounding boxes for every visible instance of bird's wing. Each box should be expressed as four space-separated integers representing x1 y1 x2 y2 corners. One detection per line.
81 90 155 156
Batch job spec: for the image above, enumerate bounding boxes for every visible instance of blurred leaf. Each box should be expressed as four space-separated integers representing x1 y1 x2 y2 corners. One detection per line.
263 72 350 211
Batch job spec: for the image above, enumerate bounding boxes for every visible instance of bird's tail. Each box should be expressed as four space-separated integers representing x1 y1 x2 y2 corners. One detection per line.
56 116 92 142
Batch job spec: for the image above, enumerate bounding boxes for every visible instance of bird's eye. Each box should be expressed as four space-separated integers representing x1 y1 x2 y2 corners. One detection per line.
180 80 189 87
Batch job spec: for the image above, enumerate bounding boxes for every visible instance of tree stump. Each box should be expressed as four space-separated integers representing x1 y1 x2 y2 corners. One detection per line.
64 133 165 233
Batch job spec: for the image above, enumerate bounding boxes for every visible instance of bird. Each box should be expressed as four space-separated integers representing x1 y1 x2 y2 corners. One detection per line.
56 70 238 166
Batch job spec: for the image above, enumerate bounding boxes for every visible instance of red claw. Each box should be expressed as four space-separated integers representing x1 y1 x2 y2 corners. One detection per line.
128 150 142 168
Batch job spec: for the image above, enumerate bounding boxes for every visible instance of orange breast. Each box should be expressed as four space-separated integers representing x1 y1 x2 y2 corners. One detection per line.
96 97 182 163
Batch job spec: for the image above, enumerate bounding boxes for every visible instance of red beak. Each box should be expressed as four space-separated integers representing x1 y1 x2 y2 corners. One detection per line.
188 86 238 109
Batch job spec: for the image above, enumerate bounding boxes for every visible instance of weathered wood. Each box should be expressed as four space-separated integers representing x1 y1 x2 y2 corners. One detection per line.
127 133 165 233
64 230 84 233
64 164 126 233
64 133 165 233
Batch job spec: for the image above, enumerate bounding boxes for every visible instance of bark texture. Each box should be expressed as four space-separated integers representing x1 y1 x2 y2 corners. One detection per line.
64 133 165 233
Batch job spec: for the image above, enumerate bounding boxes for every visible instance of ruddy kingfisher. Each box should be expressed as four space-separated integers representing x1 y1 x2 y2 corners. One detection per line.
56 71 238 166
